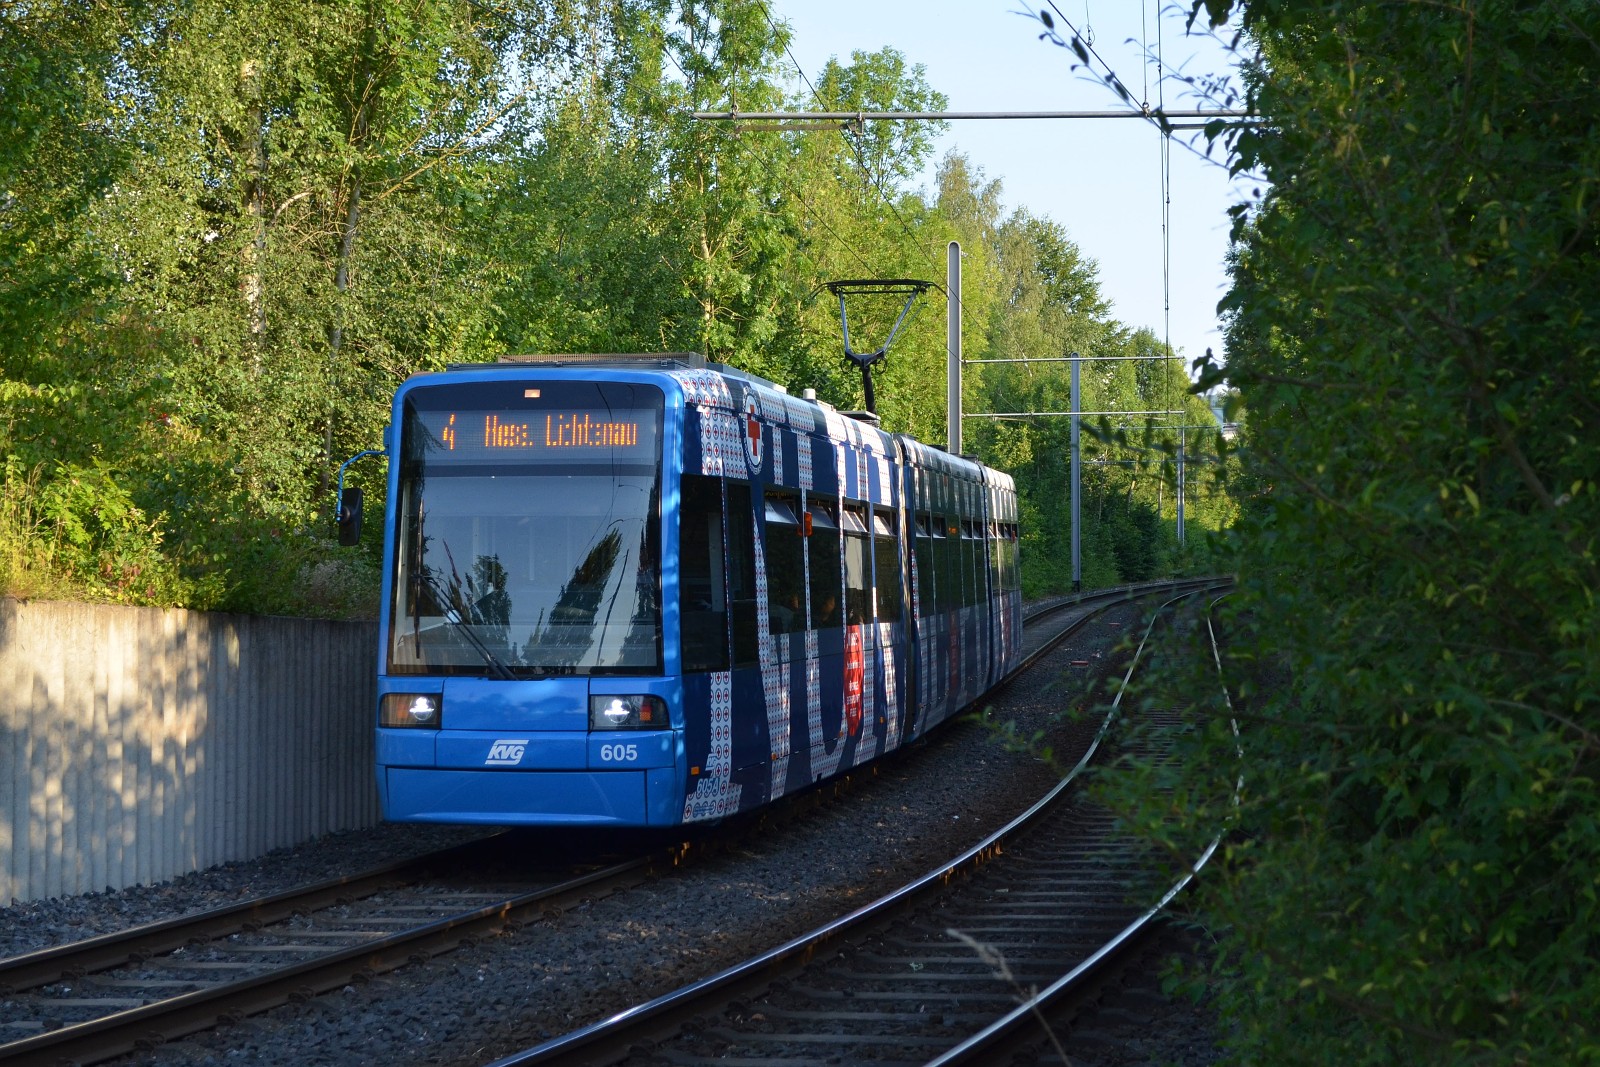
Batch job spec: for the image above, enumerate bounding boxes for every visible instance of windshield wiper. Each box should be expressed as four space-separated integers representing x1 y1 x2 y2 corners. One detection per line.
418 571 518 681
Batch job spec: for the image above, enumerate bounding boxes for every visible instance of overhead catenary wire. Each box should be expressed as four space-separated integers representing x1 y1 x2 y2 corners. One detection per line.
660 4 892 284
712 7 1253 401
1029 0 1259 181
754 0 956 355
1047 0 1184 512
756 2 934 272
1155 0 1173 431
1141 0 1149 106
759 2 883 275
763 8 950 286
1042 0 1142 115
683 3 879 276
758 0 822 103
694 108 1245 121
728 3 1216 524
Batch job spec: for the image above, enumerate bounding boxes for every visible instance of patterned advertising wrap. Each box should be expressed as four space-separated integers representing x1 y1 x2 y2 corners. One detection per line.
374 360 1019 831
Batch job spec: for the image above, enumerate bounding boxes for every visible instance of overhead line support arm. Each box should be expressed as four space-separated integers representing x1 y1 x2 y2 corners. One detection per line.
693 109 1251 122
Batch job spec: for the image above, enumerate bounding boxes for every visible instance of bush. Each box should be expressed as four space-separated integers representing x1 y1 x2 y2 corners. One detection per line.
1098 2 1600 1062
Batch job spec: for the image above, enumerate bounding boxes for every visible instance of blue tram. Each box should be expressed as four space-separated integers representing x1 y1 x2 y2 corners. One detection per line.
371 354 1021 826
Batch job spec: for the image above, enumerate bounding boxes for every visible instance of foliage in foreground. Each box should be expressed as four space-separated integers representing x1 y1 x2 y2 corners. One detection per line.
1096 2 1600 1063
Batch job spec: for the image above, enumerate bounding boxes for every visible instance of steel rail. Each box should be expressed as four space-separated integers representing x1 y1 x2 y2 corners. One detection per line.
0 836 503 995
0 852 675 1067
925 587 1243 1064
1019 576 1222 630
484 579 1227 1066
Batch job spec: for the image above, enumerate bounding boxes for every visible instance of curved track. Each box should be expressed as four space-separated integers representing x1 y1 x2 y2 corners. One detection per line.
482 581 1235 1066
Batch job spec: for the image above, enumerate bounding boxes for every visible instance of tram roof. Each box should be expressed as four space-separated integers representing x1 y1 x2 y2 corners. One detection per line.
449 352 788 391
435 353 1008 488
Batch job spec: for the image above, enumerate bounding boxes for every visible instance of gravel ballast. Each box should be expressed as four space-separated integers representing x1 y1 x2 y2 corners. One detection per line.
1 600 1222 1065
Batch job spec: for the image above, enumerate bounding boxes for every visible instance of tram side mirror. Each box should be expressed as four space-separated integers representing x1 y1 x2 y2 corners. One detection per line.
337 487 364 546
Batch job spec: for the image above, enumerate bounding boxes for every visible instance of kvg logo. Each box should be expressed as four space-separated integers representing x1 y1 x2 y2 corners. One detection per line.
485 739 529 766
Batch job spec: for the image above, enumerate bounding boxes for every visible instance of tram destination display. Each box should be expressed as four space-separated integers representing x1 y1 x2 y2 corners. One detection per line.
405 382 662 466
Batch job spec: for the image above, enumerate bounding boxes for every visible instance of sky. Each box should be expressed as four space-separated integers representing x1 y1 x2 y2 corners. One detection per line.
764 0 1250 376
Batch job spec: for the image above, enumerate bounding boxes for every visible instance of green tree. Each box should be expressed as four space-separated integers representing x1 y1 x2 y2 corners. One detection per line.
651 0 801 367
1 0 595 611
782 50 950 434
0 0 181 600
1106 2 1600 1062
2 0 1212 613
476 5 682 356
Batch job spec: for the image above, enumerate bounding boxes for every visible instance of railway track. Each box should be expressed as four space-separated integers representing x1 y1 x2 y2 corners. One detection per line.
0 838 682 1067
483 583 1234 1066
0 580 1222 1067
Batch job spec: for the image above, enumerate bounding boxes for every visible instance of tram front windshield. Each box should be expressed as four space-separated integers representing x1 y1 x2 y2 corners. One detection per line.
388 380 664 677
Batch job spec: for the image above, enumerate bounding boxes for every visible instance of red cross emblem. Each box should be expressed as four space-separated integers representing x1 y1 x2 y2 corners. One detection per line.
743 391 763 470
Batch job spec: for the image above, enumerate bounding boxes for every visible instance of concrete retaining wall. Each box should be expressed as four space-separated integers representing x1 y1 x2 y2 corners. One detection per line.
0 598 380 904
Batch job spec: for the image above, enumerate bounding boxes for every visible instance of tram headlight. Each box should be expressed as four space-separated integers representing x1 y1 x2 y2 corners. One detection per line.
381 693 442 728
589 694 669 731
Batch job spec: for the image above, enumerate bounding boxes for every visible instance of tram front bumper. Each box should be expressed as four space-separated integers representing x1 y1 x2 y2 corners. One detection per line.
380 765 683 826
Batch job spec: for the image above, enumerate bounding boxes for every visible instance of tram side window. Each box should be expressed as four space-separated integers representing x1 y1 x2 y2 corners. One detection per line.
953 519 967 607
1006 525 1020 591
1009 525 1021 591
989 522 1003 594
914 513 935 617
953 518 964 607
807 501 842 628
727 481 759 668
679 474 728 672
949 517 962 608
992 524 1004 591
972 521 985 604
873 509 902 623
1013 525 1022 589
937 517 957 611
963 521 980 607
764 492 805 634
842 503 872 625
934 483 947 614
